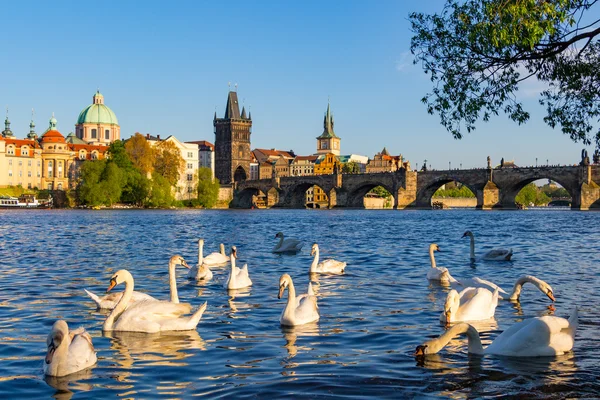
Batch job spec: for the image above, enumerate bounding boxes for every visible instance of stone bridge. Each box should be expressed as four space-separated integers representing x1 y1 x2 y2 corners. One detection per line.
232 165 600 210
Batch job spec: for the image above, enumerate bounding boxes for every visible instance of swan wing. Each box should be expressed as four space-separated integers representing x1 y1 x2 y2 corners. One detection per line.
457 288 497 321
273 239 304 253
317 259 346 274
483 248 513 261
204 252 229 265
470 277 508 294
84 289 156 309
67 330 97 372
294 294 320 323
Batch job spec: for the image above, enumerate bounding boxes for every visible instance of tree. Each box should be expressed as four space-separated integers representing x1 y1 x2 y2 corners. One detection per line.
410 0 600 148
516 183 551 205
154 140 184 187
195 167 220 208
342 161 361 174
125 133 154 175
147 172 174 207
369 185 392 198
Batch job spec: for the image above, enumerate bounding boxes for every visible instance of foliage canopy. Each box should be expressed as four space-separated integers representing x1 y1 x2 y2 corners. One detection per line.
410 0 600 148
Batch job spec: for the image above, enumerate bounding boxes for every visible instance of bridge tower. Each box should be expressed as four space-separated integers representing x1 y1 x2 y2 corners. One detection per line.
214 91 253 185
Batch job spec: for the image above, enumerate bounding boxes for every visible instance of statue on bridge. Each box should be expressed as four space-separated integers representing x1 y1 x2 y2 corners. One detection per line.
487 156 491 169
594 149 600 165
581 149 590 166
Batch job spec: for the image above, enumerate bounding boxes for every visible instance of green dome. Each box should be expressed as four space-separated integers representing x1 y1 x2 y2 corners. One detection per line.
77 103 119 125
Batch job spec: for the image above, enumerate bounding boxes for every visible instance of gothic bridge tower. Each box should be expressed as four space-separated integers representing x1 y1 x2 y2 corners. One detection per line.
214 91 252 184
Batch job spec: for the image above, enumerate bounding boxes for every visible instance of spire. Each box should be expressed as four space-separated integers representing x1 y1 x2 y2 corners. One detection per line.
248 111 252 120
49 113 58 131
317 100 337 139
2 107 13 137
224 91 241 119
381 147 389 156
93 90 104 105
27 108 37 140
214 110 217 121
241 106 247 119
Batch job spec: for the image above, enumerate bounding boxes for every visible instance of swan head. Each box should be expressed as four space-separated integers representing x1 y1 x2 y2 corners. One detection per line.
198 238 204 245
278 273 291 299
462 231 473 238
46 320 68 364
170 255 190 269
429 243 440 252
414 344 429 356
310 243 319 256
106 269 132 292
231 246 237 259
542 282 555 302
443 289 461 325
275 232 284 239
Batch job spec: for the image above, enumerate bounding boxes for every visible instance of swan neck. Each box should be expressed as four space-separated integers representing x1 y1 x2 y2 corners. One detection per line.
220 244 225 255
509 275 539 301
286 279 296 307
169 260 179 303
230 254 236 283
425 323 484 355
276 236 284 250
198 242 203 265
104 274 133 331
310 248 319 272
429 248 436 269
469 235 475 259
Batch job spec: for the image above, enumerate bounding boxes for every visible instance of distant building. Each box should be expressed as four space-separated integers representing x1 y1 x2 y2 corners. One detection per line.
314 153 340 175
75 91 120 146
339 154 368 173
147 135 199 200
315 102 340 156
214 91 252 184
290 155 318 176
186 140 215 178
366 147 403 173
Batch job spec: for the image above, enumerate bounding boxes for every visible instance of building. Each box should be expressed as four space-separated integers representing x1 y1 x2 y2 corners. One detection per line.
75 91 120 146
146 135 200 200
290 155 318 176
249 152 259 180
214 91 252 184
339 154 369 173
314 153 341 175
316 102 340 156
366 147 403 173
0 114 43 189
252 148 295 179
186 140 215 178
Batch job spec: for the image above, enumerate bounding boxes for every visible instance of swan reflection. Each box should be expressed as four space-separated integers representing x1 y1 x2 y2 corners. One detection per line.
105 330 206 370
281 323 320 359
226 287 252 316
44 369 94 400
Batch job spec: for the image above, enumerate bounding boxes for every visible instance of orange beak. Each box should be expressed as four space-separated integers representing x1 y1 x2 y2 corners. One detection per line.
445 311 451 325
547 292 555 302
181 260 190 269
106 280 116 293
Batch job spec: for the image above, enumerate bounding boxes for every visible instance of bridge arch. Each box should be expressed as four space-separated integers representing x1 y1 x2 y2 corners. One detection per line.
234 187 264 208
416 177 482 208
346 182 396 208
281 181 336 209
500 176 577 209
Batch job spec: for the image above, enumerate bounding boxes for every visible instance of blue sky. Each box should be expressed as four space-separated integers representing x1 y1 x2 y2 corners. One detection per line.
0 1 589 169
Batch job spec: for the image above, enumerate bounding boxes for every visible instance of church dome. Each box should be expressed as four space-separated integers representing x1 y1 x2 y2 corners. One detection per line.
76 91 119 125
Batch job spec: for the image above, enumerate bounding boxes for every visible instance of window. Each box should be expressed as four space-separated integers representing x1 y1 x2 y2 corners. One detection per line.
47 183 53 190
105 129 110 140
7 146 14 155
8 160 12 165
28 160 31 166
48 161 53 176
27 183 31 189
334 142 337 149
37 161 41 167
238 145 244 159
28 171 31 177
19 160 22 166
22 147 29 155
187 174 193 181
58 183 63 190
58 161 63 178
19 171 22 177
92 152 98 160
187 152 193 158
37 171 40 177
80 151 86 160
8 170 12 177
321 141 327 150
91 129 97 139
187 163 193 169
188 186 193 193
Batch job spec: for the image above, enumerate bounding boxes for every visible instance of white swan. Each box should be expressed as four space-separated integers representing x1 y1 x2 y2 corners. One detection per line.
462 230 513 261
273 232 304 253
452 275 555 302
278 273 319 326
223 246 252 290
188 239 213 281
416 308 578 357
203 242 230 267
310 243 346 274
427 244 457 283
102 269 208 333
84 255 189 309
440 287 499 325
44 320 97 377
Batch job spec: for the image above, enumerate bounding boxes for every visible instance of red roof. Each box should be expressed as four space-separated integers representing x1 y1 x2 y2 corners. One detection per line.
1 137 40 157
186 140 214 150
41 130 66 143
294 155 318 162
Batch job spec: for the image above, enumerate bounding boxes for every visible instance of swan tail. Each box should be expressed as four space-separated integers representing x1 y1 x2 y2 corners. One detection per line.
568 307 579 332
84 289 102 306
188 301 208 327
307 282 315 296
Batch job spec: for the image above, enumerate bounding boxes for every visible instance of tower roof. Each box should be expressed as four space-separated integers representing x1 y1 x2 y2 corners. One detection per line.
316 101 338 139
241 106 247 119
76 91 119 125
224 91 241 119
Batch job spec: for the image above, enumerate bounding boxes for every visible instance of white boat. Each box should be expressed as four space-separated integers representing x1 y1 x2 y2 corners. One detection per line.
0 194 52 209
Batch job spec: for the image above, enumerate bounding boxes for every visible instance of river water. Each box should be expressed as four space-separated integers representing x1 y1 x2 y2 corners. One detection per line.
0 209 598 398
